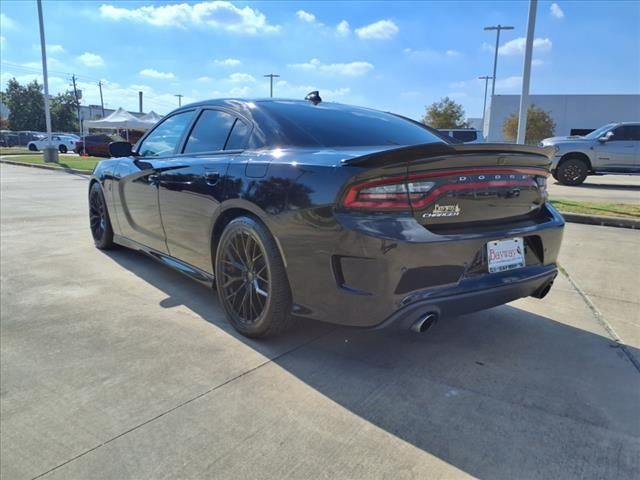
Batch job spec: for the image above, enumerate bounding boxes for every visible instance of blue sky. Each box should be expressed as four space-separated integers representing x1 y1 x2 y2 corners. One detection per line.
1 1 639 119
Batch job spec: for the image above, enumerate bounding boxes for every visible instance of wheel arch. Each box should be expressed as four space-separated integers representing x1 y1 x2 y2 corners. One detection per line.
210 202 286 272
558 151 592 172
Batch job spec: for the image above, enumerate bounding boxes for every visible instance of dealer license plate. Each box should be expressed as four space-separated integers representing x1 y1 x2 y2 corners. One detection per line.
487 238 525 273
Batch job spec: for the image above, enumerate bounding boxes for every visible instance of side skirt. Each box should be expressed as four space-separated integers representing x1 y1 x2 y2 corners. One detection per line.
114 234 215 288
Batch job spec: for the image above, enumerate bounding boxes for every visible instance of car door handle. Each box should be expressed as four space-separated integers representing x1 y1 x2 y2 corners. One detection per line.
204 171 220 185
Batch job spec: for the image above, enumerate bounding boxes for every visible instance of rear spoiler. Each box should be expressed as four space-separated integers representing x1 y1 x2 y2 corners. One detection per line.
341 142 554 168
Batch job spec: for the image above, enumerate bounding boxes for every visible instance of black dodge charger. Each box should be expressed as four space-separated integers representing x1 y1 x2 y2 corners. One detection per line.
89 98 564 337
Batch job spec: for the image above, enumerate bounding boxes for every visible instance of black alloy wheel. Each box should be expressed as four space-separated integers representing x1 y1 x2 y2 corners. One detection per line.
89 183 114 249
215 216 293 337
59 145 68 153
556 158 588 186
28 143 37 151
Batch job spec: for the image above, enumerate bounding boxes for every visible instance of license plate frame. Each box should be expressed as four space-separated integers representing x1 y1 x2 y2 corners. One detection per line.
487 237 525 273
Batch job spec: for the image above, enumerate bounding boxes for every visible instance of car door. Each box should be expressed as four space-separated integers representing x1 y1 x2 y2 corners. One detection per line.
115 110 196 253
158 109 250 274
593 125 638 170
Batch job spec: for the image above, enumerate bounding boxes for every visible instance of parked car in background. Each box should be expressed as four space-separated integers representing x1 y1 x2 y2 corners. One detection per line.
0 130 19 147
75 134 125 157
27 135 77 153
89 98 563 338
437 128 483 144
541 122 640 185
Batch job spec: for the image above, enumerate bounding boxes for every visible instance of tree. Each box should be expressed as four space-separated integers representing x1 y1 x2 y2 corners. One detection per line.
503 104 556 145
50 92 79 132
422 96 468 129
2 78 46 131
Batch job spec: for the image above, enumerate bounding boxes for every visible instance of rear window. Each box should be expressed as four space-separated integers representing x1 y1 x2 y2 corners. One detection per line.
262 102 444 148
451 130 478 142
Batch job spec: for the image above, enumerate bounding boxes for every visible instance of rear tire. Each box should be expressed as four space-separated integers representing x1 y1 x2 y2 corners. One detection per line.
59 145 67 153
89 182 115 249
215 216 294 338
556 157 588 186
28 143 37 151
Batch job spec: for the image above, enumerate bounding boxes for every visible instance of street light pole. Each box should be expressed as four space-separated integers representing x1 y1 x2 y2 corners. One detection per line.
478 75 493 137
174 94 183 107
516 0 538 144
36 0 57 163
263 73 280 98
484 24 514 140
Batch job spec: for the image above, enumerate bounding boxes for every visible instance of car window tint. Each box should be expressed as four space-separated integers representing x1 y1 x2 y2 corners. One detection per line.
262 102 444 147
610 126 640 141
452 130 477 142
225 119 250 150
184 110 236 154
139 111 195 157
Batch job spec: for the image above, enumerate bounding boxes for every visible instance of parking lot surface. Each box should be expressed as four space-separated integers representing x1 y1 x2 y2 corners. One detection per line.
1 164 639 480
548 174 640 204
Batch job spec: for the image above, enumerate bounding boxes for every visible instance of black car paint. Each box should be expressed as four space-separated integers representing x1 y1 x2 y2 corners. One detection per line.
92 99 564 330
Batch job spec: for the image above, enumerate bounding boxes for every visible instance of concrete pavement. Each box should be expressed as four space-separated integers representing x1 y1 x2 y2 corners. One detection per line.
548 174 640 204
1 164 639 480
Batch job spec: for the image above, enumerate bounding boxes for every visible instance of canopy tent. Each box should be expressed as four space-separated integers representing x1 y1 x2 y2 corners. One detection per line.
84 107 150 130
139 111 163 125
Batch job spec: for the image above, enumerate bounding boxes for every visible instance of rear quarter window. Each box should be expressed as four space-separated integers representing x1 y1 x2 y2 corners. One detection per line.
452 130 478 142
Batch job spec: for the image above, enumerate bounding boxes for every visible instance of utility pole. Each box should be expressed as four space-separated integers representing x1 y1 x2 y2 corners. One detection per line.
478 75 493 139
516 0 538 144
484 24 514 140
36 0 56 162
174 94 183 107
263 73 280 98
98 81 105 117
139 91 143 113
71 75 82 138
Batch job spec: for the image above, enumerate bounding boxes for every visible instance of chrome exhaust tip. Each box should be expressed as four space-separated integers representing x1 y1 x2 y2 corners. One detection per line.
411 312 438 333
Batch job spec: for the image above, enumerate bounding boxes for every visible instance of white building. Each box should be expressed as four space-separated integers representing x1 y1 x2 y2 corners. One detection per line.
484 94 640 142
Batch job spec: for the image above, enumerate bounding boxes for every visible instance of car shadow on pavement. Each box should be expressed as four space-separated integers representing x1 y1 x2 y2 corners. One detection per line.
103 248 640 479
552 181 640 190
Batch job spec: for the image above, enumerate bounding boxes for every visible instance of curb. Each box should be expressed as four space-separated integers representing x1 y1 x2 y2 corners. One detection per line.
0 158 92 175
561 212 639 230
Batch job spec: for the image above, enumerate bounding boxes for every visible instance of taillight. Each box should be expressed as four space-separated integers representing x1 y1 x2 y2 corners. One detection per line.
536 176 548 202
342 177 435 210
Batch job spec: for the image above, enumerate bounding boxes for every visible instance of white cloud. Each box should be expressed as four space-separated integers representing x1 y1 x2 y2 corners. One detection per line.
296 10 315 23
228 72 255 83
229 86 251 96
446 50 461 57
288 58 374 76
0 13 18 30
77 52 105 67
495 76 522 91
550 3 565 19
0 36 5 49
214 58 241 67
336 20 350 37
196 76 212 82
355 19 398 40
499 37 552 56
22 58 66 70
532 59 544 67
140 68 175 79
481 42 494 53
48 44 65 54
404 47 460 62
99 1 280 34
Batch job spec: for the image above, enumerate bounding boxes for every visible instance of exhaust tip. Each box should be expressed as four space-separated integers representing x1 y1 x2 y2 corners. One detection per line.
532 281 553 299
411 312 438 333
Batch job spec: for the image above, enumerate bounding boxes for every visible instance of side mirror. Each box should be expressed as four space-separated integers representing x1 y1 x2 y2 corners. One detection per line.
598 131 613 143
109 141 133 157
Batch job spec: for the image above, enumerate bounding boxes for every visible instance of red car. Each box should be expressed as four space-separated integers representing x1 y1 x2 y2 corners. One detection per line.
75 134 126 157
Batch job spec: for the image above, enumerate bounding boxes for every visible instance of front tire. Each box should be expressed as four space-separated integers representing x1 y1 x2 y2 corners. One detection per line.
59 145 68 153
28 143 37 151
556 157 588 186
215 216 294 338
89 182 115 249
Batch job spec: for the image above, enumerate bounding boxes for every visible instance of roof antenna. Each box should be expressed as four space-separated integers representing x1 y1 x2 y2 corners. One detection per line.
305 91 322 105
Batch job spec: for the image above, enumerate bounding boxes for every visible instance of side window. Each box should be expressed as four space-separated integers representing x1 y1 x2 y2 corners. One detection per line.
183 110 236 154
453 130 477 142
626 125 640 141
610 126 638 141
225 119 250 150
138 111 195 157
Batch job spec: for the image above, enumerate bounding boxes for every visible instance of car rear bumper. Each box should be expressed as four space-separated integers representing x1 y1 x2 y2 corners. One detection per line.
279 204 565 329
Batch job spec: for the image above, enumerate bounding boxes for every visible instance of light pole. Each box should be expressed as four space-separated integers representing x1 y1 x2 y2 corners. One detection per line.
484 24 514 140
263 73 280 98
478 75 493 139
516 0 538 144
174 94 183 107
36 0 57 163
